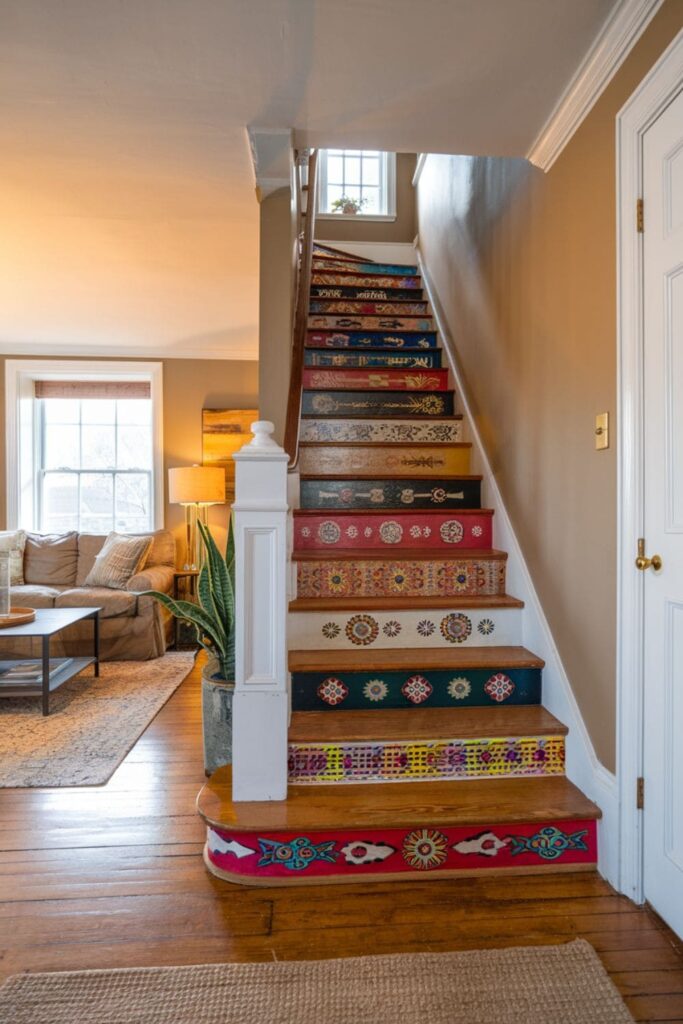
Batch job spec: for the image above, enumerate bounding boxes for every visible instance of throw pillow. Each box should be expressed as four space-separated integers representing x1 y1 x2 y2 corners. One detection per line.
24 531 78 586
0 530 27 586
84 532 153 590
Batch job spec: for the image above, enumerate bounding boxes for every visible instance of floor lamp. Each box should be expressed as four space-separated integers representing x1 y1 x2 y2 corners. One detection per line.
168 465 226 570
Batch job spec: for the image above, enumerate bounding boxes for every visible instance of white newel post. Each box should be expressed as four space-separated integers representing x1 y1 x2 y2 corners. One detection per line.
231 421 290 801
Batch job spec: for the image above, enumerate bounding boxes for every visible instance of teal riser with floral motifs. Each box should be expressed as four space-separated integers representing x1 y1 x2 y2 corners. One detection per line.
292 667 542 711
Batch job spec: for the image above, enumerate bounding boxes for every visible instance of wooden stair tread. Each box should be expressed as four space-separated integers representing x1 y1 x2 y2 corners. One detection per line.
293 547 507 563
289 706 567 743
289 594 524 611
288 645 544 672
300 473 482 481
293 507 494 518
199 768 600 832
299 441 471 449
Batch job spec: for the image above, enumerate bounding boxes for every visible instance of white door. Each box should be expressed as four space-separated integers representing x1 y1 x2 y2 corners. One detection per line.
642 85 683 937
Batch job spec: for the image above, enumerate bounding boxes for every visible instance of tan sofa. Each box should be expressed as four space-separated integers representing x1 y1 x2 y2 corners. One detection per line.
9 530 175 660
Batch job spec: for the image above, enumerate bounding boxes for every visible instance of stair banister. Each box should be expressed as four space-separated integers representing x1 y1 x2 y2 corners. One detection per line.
283 148 319 468
231 420 289 801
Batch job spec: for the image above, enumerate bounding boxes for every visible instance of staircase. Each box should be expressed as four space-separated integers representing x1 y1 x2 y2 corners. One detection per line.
198 241 600 885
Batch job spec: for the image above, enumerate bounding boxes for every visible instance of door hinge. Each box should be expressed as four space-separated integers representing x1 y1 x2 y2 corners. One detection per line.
636 198 644 233
636 776 645 810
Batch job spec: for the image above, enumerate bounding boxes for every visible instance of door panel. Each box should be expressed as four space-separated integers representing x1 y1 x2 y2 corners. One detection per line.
642 85 683 938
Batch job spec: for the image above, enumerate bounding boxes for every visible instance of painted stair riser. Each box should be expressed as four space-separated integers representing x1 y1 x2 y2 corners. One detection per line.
292 667 541 711
293 511 491 551
302 391 454 418
295 557 506 599
304 350 442 369
311 286 425 301
312 259 418 276
289 607 516 650
311 273 421 290
312 304 426 317
306 331 438 349
205 819 597 883
299 418 463 443
288 735 565 785
298 445 470 478
309 300 429 316
300 477 480 510
309 316 434 332
302 368 450 391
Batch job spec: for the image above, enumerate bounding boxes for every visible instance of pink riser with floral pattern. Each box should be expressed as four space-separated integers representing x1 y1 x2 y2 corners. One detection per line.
293 512 493 551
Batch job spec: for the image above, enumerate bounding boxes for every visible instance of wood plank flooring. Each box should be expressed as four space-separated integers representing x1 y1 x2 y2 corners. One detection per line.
1 654 682 1022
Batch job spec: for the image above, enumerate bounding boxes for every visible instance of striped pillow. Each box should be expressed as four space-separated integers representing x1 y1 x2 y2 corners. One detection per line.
84 533 153 590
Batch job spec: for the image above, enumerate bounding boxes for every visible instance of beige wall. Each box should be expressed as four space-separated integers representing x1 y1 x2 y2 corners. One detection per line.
0 356 258 561
416 2 683 772
319 153 417 244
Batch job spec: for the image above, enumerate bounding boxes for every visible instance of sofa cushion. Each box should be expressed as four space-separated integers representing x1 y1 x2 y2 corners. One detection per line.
10 584 61 609
0 530 27 585
24 531 78 586
76 530 175 585
84 533 152 590
55 587 138 619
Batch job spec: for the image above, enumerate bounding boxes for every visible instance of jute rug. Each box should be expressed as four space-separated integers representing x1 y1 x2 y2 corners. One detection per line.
0 652 196 788
0 940 633 1023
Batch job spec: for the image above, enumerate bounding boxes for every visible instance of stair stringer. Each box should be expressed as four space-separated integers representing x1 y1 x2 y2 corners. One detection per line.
414 242 619 889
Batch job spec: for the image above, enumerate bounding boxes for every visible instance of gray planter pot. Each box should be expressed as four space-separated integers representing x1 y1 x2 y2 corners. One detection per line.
201 658 234 776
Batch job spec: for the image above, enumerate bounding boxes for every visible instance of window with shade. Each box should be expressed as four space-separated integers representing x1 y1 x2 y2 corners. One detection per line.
34 380 154 534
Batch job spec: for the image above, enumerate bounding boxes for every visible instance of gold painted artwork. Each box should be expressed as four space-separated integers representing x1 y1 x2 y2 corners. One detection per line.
202 409 258 499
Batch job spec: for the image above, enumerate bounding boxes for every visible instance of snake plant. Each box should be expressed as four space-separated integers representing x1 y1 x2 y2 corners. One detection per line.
145 517 235 681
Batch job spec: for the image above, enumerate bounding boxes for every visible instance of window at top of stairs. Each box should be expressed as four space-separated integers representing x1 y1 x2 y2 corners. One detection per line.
317 149 396 221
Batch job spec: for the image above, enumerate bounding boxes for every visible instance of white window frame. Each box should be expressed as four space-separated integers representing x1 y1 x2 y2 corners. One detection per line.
316 149 397 222
4 360 164 532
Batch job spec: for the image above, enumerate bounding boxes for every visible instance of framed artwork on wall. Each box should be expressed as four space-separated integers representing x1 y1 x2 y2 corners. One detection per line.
202 409 258 500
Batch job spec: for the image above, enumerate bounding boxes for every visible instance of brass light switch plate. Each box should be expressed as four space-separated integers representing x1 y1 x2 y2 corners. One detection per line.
595 412 609 450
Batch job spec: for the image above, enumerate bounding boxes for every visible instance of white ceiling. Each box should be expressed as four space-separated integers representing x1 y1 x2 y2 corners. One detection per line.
0 0 618 359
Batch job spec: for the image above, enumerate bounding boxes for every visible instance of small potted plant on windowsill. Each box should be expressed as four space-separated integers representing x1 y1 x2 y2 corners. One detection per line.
145 517 235 776
331 194 368 215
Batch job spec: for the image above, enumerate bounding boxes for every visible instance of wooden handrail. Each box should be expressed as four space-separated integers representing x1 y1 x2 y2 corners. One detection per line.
283 148 319 468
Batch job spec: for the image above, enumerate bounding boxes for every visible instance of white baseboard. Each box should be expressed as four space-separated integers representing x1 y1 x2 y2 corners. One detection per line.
416 245 619 888
316 240 417 266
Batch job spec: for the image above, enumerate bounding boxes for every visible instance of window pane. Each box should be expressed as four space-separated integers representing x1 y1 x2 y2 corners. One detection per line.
362 186 380 213
327 155 344 184
343 185 361 203
41 473 78 532
117 399 151 425
80 473 114 533
43 399 79 424
44 425 80 469
81 399 115 424
117 425 151 469
326 184 344 211
362 157 379 185
115 474 150 531
81 425 115 469
344 157 361 185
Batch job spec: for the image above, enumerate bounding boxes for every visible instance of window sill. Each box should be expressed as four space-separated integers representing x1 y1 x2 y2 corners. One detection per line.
316 213 397 223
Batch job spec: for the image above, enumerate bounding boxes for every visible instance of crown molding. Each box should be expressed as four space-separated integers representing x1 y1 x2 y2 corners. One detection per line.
527 0 664 171
0 341 258 361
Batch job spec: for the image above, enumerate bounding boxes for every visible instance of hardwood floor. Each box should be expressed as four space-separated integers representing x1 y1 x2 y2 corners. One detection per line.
1 655 683 1022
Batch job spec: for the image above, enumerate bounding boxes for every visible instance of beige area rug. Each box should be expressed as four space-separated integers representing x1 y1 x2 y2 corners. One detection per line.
0 652 196 788
0 940 633 1024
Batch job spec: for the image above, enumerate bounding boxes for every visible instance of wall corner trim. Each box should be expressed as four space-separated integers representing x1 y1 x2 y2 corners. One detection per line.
412 153 428 187
247 126 294 202
415 246 619 889
527 0 665 171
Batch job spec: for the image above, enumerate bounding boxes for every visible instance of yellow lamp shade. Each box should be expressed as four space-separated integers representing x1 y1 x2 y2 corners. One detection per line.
168 465 225 505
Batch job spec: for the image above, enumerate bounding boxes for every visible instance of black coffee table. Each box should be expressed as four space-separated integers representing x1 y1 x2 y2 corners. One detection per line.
0 607 100 715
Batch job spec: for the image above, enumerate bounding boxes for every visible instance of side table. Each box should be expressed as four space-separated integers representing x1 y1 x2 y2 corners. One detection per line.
173 570 200 650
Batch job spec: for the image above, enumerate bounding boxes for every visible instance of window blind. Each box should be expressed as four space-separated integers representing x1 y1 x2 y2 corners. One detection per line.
34 380 151 400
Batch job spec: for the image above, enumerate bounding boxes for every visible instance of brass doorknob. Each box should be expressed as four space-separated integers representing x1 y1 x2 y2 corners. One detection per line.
636 539 663 572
